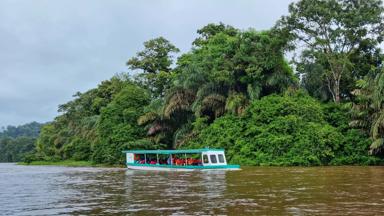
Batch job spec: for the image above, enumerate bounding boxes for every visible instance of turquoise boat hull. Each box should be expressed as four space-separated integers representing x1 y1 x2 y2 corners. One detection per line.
126 163 240 171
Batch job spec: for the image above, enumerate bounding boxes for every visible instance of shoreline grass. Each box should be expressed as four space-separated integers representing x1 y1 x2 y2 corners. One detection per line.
17 160 123 168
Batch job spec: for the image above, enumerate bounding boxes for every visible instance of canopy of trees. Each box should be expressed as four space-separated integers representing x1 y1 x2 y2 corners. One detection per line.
14 0 384 165
185 92 378 165
0 122 43 162
34 76 150 164
276 0 384 103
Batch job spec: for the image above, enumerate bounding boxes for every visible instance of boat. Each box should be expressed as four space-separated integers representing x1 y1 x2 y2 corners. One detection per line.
122 148 240 171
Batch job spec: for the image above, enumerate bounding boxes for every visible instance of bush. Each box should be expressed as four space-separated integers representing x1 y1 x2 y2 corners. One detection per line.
186 93 382 166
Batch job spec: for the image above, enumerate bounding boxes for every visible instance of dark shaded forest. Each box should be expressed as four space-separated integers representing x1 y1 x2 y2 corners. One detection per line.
0 122 43 162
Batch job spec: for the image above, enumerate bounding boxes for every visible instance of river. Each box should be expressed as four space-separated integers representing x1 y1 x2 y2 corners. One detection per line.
0 163 383 215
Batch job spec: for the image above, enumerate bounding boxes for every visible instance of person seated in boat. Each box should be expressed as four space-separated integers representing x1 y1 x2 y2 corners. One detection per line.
187 158 194 165
150 160 156 165
175 158 183 166
167 155 172 165
188 158 201 166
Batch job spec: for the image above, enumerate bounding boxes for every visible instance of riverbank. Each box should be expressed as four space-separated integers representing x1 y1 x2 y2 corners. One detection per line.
17 160 123 168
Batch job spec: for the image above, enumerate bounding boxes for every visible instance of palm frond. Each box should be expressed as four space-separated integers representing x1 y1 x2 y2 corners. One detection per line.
163 88 195 118
147 120 172 136
195 82 228 101
247 82 262 100
352 69 384 156
138 112 159 125
181 66 207 91
369 138 384 155
143 98 165 114
225 92 249 115
192 82 229 113
199 94 226 117
371 111 384 139
173 122 194 149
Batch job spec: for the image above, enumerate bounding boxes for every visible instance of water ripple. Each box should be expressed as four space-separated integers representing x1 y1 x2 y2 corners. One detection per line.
1 164 384 215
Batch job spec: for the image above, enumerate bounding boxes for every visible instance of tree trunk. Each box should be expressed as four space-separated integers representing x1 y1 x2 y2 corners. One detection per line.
333 78 340 103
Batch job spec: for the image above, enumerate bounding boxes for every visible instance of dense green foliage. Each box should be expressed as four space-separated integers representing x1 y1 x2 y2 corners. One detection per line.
93 84 151 164
185 93 380 165
17 0 384 166
34 76 151 164
276 0 384 103
351 68 384 155
0 122 43 162
141 25 297 148
0 122 42 138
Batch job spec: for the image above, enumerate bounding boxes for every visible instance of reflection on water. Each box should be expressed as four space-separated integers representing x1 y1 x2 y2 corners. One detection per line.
122 170 227 215
0 163 384 215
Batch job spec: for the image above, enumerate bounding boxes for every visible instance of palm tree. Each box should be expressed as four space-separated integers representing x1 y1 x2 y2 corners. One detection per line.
172 122 194 149
163 87 195 118
351 69 384 155
137 99 172 145
192 82 229 120
369 71 384 154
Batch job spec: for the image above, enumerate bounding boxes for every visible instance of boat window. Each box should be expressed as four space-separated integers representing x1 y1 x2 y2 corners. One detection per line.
210 155 217 164
203 154 209 164
218 154 225 163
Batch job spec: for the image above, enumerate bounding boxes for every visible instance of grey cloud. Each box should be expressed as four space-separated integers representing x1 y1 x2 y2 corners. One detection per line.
0 0 294 127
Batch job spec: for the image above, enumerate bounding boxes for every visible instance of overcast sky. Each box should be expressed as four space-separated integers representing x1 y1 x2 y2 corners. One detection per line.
0 0 294 128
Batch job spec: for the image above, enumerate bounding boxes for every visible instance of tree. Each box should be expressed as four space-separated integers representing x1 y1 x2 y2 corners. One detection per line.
137 99 173 146
277 0 384 103
127 37 180 97
177 27 296 121
0 122 43 138
150 25 297 148
185 92 378 166
192 22 238 47
35 75 135 162
351 68 384 155
0 122 43 162
94 83 151 164
139 66 206 148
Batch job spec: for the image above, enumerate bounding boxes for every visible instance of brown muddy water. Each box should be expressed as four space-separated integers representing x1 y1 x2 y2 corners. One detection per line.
0 163 383 215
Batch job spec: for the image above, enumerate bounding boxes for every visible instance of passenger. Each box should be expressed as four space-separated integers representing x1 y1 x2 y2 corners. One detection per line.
167 155 172 165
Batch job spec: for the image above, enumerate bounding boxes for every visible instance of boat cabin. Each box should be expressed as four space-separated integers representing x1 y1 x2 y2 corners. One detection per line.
122 148 240 170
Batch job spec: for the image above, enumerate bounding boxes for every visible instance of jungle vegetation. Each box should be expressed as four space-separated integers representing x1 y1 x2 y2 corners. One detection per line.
9 0 384 165
0 122 43 162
